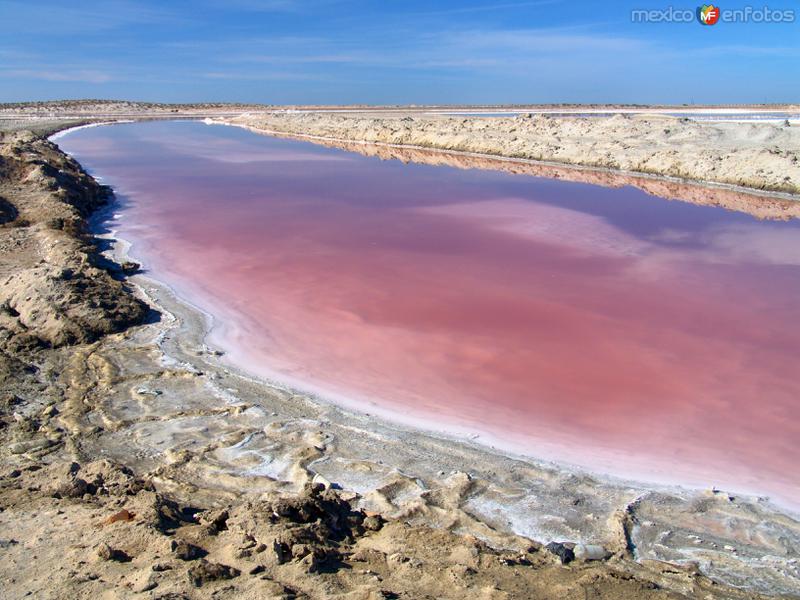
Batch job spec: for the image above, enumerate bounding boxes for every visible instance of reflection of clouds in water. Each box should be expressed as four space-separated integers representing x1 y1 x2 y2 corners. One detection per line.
701 224 800 266
421 198 800 276
61 126 352 164
648 223 800 267
419 198 650 257
144 134 352 164
58 135 128 160
649 228 694 244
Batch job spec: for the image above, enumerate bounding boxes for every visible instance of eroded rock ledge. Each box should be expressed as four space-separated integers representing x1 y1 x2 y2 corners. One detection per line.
0 131 146 352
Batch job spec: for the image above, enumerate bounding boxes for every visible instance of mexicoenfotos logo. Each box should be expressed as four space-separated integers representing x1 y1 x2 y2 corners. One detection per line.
697 4 720 25
632 4 796 23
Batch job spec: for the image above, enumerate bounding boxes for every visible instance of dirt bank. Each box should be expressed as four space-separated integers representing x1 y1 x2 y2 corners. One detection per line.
226 112 800 196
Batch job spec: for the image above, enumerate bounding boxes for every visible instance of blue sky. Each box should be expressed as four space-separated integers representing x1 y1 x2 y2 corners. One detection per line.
0 0 798 104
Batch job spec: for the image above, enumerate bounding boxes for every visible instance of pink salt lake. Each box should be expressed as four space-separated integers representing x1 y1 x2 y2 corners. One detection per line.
58 121 800 508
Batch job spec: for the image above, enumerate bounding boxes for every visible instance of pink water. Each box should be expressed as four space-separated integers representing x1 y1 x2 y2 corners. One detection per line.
58 121 800 507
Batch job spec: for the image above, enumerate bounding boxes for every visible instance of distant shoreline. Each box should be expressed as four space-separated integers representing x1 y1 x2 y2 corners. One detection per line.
224 110 800 196
213 118 800 220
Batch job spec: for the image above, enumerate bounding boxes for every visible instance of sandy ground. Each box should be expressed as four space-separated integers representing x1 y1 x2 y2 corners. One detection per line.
0 103 799 598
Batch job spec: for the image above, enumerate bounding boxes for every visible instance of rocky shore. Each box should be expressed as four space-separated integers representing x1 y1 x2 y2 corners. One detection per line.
0 112 799 599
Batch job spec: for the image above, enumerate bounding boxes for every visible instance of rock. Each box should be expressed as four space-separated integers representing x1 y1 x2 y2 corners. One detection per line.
120 261 140 275
187 559 240 587
54 476 90 498
291 543 312 559
170 539 207 561
269 483 363 536
0 260 148 348
363 514 384 532
105 508 135 525
0 197 18 225
9 438 55 455
148 494 196 532
298 550 326 573
135 387 162 397
198 508 229 534
97 543 131 562
545 541 575 565
312 473 332 489
573 544 611 561
273 540 290 565
40 404 58 418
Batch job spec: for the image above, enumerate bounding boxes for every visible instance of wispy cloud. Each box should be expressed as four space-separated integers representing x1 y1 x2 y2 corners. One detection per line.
1 68 113 83
181 23 652 75
0 48 39 60
205 0 301 10
443 28 648 54
202 71 325 81
0 0 184 34
406 0 562 17
198 0 343 14
684 44 800 58
227 53 373 65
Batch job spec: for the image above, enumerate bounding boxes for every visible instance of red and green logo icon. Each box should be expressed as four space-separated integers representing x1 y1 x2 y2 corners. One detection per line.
697 4 721 25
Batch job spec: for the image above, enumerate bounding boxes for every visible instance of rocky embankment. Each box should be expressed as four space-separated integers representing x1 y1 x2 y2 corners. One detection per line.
5 460 746 600
0 131 146 351
0 126 795 599
228 112 800 195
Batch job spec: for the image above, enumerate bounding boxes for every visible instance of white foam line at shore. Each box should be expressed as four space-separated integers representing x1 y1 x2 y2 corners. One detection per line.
48 120 137 140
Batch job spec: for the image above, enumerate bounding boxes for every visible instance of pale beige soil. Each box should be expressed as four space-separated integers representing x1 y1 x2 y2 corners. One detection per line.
0 104 798 599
